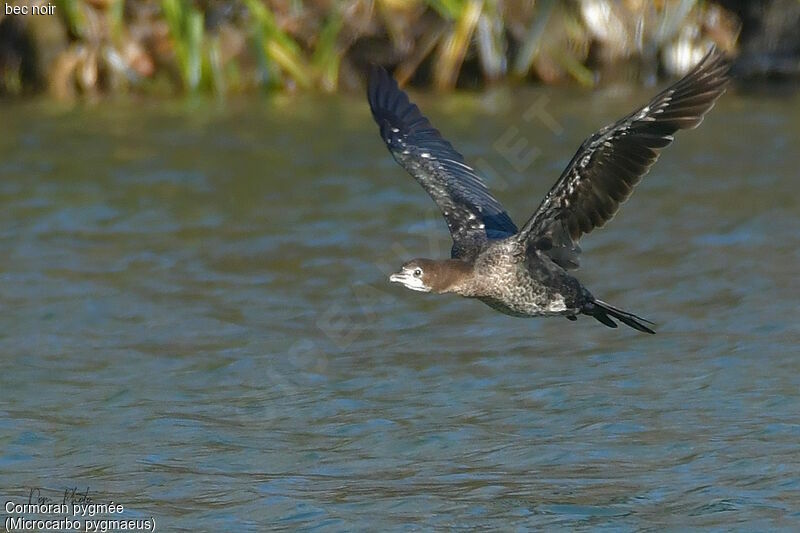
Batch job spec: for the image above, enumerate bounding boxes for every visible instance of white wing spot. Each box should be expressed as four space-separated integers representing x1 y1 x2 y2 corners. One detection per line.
420 152 431 159
391 127 400 133
548 295 567 313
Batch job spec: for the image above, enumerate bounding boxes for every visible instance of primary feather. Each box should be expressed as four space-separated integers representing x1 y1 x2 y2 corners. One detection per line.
517 49 729 269
367 66 518 260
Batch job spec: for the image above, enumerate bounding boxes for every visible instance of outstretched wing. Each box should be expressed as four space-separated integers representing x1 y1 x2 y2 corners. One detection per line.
367 66 518 259
517 49 729 269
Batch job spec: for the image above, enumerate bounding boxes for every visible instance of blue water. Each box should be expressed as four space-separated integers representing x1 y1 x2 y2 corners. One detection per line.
0 87 798 530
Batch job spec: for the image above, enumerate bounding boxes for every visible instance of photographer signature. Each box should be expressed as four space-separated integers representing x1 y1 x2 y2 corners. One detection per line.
28 486 93 506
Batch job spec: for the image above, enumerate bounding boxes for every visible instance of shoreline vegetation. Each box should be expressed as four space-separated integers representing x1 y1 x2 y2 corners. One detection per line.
0 0 797 100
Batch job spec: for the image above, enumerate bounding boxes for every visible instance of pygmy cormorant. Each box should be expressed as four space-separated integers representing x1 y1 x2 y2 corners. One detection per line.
367 49 729 333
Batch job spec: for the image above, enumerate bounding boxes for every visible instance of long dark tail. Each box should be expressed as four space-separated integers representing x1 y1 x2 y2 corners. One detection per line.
582 299 656 334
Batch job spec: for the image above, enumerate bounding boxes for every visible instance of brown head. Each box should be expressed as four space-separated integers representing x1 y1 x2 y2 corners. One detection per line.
388 258 473 294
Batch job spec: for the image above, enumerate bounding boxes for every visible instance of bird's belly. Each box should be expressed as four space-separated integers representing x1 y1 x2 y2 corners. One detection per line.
478 297 537 317
470 246 582 317
476 280 577 317
478 294 573 317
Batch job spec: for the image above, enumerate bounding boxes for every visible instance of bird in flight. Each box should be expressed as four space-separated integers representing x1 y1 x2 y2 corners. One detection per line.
367 50 728 333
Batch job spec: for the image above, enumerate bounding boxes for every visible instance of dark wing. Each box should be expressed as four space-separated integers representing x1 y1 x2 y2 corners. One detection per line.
367 66 518 259
517 48 729 269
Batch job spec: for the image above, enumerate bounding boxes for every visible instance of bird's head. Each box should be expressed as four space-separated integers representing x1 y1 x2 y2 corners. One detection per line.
389 259 434 292
389 259 472 294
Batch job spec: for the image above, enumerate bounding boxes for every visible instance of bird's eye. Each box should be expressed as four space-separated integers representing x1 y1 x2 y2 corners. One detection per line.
413 268 422 277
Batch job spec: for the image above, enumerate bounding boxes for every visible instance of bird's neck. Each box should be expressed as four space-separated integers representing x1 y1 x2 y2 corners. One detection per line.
430 259 476 295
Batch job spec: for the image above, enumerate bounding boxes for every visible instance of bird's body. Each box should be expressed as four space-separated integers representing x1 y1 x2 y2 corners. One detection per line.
440 240 585 318
368 50 729 333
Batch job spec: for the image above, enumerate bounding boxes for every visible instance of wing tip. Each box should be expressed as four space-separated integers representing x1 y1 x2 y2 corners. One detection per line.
687 45 732 88
366 64 392 114
366 64 424 130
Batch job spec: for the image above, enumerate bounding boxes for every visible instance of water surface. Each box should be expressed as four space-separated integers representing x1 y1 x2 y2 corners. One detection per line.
0 86 798 530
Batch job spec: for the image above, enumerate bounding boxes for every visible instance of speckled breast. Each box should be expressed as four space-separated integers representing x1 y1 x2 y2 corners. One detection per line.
472 243 583 317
